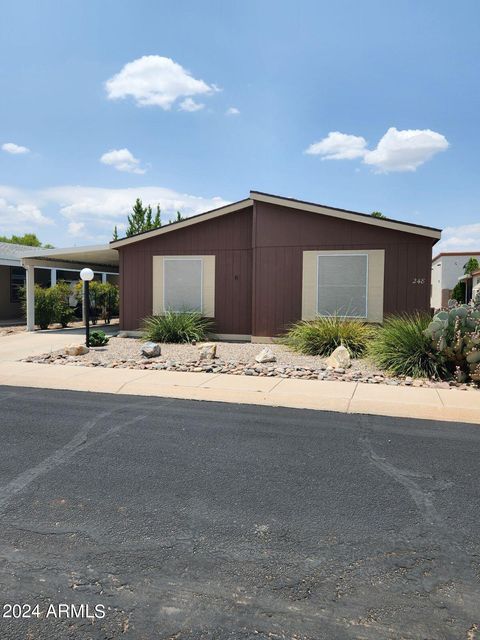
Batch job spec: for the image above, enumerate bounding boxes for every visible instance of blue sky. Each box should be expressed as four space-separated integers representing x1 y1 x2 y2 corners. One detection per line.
0 0 479 251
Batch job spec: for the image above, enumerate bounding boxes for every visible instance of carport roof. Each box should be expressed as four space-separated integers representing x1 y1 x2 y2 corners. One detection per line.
21 244 119 269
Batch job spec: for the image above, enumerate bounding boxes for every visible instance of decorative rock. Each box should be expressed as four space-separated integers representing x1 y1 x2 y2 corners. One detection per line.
64 344 89 356
325 345 351 369
141 342 161 358
198 343 217 360
255 347 277 364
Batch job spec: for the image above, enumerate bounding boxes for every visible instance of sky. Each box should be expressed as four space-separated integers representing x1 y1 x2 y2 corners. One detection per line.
0 0 479 252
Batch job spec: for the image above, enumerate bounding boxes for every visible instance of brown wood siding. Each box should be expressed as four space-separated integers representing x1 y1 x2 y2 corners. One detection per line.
119 207 253 333
252 202 435 336
118 199 436 338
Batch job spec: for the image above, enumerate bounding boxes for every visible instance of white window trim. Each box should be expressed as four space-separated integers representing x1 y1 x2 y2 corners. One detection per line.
316 253 369 319
162 256 204 313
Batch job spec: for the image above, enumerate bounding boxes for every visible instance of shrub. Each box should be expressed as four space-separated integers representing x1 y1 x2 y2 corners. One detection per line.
51 281 75 327
20 284 56 329
74 280 119 324
142 311 212 343
283 316 374 357
89 330 109 347
368 313 447 379
451 281 466 304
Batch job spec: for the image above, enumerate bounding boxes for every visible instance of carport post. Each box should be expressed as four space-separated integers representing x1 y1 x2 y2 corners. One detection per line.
25 265 35 331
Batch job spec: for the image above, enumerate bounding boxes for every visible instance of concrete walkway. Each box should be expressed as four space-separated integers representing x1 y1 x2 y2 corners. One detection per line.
0 359 479 424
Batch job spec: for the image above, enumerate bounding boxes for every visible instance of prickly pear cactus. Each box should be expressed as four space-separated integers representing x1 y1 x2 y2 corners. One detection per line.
425 293 480 383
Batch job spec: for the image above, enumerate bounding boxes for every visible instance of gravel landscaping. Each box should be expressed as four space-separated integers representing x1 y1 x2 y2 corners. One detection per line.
23 336 475 389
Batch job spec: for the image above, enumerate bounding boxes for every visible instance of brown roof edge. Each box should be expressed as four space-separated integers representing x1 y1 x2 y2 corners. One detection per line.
432 251 480 262
251 190 442 234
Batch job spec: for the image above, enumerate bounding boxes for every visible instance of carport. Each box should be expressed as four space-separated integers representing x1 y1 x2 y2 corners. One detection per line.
21 245 119 331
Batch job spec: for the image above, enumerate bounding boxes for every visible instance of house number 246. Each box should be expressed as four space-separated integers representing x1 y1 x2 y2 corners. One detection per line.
412 277 426 285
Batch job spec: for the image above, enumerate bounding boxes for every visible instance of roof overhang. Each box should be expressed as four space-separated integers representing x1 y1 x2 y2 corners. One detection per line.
21 244 119 270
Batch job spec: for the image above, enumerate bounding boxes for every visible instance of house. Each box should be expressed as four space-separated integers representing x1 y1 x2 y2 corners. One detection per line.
431 251 480 309
0 242 56 322
0 242 119 327
111 191 441 341
457 268 480 304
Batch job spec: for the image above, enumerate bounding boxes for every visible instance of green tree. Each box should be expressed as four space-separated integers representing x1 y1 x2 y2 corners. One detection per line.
112 226 118 241
169 211 185 224
371 211 386 219
122 198 162 237
0 233 54 248
463 257 479 275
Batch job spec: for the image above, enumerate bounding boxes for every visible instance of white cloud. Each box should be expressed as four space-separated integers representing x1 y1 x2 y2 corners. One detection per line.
435 223 480 253
0 184 229 243
179 97 204 112
0 188 53 233
100 148 146 174
226 107 240 116
2 142 30 155
105 55 219 110
305 132 367 160
67 221 86 237
363 127 449 173
305 127 449 172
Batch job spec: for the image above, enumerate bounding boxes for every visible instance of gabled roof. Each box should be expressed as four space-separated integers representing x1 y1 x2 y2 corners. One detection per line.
110 191 441 248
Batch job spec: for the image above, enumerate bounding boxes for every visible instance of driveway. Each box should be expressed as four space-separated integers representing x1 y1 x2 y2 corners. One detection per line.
0 324 118 362
0 386 478 639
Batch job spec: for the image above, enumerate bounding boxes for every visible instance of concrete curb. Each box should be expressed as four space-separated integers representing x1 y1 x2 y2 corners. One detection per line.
0 361 479 424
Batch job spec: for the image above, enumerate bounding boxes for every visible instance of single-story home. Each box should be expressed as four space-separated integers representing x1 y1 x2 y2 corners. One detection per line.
111 191 441 341
0 242 119 327
431 251 480 309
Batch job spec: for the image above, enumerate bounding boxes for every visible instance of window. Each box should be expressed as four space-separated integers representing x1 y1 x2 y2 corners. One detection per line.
317 254 368 317
163 258 203 312
10 267 26 303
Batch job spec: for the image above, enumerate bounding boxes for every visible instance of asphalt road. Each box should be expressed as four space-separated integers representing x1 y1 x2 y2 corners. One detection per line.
0 386 478 640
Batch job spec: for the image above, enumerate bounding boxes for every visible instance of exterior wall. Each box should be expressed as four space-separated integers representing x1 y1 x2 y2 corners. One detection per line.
0 265 23 320
252 202 435 337
118 200 436 337
119 207 253 333
431 254 480 309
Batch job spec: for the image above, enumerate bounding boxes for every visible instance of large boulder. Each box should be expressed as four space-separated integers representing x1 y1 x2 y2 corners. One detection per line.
65 344 89 356
255 347 276 363
324 345 351 369
198 343 217 360
141 342 161 358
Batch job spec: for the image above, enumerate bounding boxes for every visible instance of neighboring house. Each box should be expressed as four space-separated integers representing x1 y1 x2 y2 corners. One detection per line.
458 268 480 303
473 270 480 298
0 242 119 325
431 251 480 309
0 242 56 322
111 191 441 340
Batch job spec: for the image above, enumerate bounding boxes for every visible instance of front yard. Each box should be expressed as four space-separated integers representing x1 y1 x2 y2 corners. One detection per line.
23 336 473 389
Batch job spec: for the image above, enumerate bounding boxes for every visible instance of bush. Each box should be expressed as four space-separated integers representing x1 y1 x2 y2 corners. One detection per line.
74 280 119 324
51 281 75 327
142 311 212 343
283 316 374 357
89 330 109 347
368 313 447 379
451 281 466 304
